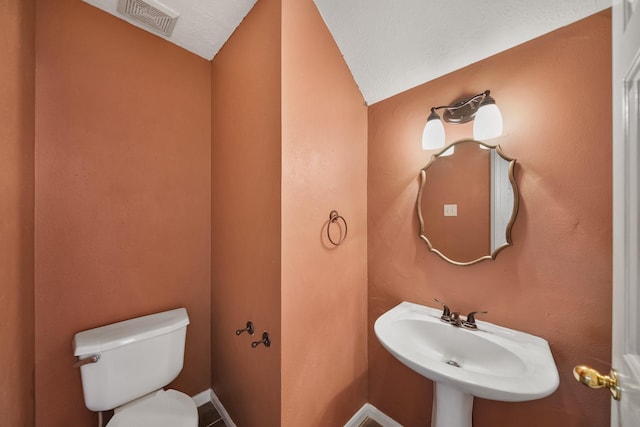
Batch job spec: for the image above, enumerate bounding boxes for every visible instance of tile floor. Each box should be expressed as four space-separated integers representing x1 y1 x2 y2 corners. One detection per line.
198 402 227 427
198 404 384 427
358 417 384 427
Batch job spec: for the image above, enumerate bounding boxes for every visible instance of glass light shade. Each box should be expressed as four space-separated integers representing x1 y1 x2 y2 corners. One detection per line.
473 102 503 140
422 114 445 150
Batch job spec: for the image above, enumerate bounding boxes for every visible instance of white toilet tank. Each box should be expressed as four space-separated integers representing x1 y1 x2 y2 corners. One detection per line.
73 308 190 412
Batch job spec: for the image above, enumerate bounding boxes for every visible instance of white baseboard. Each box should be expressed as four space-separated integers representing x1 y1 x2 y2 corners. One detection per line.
192 388 236 427
191 389 212 407
209 389 236 427
194 390 398 427
344 403 403 427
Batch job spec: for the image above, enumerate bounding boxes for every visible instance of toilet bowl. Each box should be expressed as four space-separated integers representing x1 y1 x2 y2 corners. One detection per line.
106 389 197 427
73 308 198 426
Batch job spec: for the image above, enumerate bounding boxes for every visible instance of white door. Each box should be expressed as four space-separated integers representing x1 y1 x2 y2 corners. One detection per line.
578 0 640 423
612 0 640 424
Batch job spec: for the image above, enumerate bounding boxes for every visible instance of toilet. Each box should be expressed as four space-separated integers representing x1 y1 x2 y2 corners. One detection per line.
73 307 198 427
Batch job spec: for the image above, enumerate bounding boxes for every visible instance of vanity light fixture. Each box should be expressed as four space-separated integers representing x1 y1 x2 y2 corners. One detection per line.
422 90 503 150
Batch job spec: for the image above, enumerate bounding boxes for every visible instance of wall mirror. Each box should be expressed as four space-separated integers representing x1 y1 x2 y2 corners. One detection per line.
417 139 519 265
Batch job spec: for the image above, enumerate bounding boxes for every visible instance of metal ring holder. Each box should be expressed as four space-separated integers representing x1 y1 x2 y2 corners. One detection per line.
251 332 271 348
327 210 348 246
235 321 255 336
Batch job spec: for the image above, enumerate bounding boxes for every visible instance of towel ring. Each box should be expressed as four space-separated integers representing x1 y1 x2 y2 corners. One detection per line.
327 210 348 246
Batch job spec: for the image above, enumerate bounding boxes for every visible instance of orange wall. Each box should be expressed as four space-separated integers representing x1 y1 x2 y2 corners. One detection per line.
34 1 211 425
211 0 368 424
0 0 35 425
281 0 368 425
7 2 612 426
368 10 612 427
211 0 282 425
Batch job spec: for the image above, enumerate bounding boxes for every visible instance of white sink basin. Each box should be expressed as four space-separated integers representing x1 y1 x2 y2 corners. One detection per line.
375 301 559 426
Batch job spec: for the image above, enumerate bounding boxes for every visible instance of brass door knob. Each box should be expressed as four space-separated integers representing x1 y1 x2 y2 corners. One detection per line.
573 365 621 400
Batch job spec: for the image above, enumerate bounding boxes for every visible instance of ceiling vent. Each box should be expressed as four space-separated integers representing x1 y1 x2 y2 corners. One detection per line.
117 0 179 37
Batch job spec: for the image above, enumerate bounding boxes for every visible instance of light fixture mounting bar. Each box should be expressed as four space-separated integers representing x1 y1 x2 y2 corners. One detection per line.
431 90 491 124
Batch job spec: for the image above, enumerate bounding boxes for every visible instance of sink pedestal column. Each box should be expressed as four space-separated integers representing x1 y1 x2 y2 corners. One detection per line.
431 382 473 427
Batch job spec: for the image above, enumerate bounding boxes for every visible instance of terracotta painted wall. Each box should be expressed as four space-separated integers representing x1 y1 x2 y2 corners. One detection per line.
0 0 35 425
420 141 491 263
368 10 612 427
281 0 368 425
212 0 368 424
34 1 211 425
210 0 282 425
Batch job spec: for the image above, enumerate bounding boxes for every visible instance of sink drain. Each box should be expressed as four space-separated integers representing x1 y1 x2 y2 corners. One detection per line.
445 360 461 368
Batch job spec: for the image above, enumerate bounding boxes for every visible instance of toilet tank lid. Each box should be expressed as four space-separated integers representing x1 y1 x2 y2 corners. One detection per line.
73 308 189 356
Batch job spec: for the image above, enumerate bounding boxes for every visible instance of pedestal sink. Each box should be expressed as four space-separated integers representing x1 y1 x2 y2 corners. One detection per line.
374 301 559 427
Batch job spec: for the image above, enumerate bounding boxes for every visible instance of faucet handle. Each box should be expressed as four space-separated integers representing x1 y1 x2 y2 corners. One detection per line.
434 298 452 322
462 311 488 329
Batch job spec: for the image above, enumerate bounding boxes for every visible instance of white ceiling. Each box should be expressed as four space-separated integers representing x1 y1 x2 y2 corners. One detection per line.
82 0 257 60
83 0 611 105
313 0 611 104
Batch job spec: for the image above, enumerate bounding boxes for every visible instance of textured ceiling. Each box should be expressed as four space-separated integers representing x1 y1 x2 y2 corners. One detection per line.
82 0 257 60
312 0 611 104
83 0 611 105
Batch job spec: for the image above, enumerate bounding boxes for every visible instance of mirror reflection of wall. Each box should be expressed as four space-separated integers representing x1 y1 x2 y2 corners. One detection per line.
417 139 519 265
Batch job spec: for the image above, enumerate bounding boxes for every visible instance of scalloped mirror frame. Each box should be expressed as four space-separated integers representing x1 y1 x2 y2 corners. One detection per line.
417 139 520 266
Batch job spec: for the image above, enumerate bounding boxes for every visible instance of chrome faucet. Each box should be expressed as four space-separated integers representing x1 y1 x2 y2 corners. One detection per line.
434 298 452 323
461 311 488 330
434 299 487 330
450 311 462 326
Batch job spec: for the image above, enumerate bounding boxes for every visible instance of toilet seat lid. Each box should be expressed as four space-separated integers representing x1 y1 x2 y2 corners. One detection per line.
106 389 198 427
